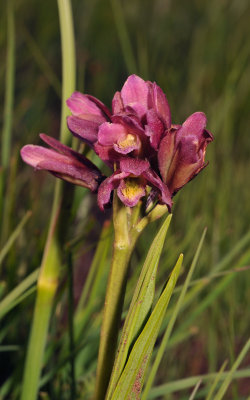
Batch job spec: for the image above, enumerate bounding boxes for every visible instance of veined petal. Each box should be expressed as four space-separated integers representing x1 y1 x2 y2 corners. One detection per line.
167 132 211 194
112 91 124 114
119 158 150 175
98 122 141 155
67 116 99 145
145 109 165 150
158 128 176 183
20 145 103 192
176 112 207 143
98 123 127 146
151 82 171 128
120 75 150 117
67 91 111 120
39 134 101 172
143 168 172 211
97 171 129 210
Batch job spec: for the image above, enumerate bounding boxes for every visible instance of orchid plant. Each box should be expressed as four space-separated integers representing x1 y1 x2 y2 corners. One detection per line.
21 74 213 400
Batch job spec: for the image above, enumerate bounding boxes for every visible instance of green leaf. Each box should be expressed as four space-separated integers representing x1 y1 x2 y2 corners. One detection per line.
142 228 207 399
106 214 172 398
110 253 183 400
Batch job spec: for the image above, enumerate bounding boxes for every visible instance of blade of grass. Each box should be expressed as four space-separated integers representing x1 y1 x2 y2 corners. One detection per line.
21 24 61 97
213 338 250 400
0 210 32 270
0 0 15 243
167 273 235 348
1 0 15 170
0 285 37 320
76 220 112 312
205 360 228 400
189 379 202 400
147 368 250 398
20 1 76 399
142 228 207 399
110 0 137 74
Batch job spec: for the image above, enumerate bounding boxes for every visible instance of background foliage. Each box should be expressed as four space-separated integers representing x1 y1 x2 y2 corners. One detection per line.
0 0 250 398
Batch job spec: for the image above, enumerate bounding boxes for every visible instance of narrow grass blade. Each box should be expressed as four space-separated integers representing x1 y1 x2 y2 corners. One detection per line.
142 228 207 399
1 0 15 170
213 338 250 400
0 210 32 269
205 360 228 400
0 284 37 320
106 215 172 398
110 0 137 74
110 254 183 400
148 368 250 398
189 379 202 400
76 221 112 312
20 1 76 399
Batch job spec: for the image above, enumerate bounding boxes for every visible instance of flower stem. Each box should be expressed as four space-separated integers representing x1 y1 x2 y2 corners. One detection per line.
94 196 132 400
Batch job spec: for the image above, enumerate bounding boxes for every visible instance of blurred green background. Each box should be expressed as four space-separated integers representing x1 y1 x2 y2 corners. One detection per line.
1 0 250 398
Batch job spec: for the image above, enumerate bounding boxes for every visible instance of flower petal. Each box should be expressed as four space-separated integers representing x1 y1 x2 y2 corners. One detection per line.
112 91 124 114
39 134 102 172
176 112 207 143
67 91 111 121
67 116 99 145
143 168 172 211
119 158 150 175
98 123 127 146
120 74 150 117
145 109 165 150
20 145 103 192
97 171 129 210
158 128 176 183
151 82 171 128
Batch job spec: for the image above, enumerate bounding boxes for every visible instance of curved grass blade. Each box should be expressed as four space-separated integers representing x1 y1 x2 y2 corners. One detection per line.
147 368 250 398
142 228 207 399
213 338 250 400
110 254 183 400
205 360 228 400
0 210 32 269
189 379 202 400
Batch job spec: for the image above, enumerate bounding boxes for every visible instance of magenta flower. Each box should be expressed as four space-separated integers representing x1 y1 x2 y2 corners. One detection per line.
21 74 213 212
20 134 104 192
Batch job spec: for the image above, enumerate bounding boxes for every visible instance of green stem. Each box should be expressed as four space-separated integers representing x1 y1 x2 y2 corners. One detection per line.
20 1 76 399
0 0 15 241
1 0 15 169
94 196 131 400
94 202 168 400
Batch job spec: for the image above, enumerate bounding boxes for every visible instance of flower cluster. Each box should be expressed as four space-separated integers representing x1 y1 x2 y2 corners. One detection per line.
21 75 213 211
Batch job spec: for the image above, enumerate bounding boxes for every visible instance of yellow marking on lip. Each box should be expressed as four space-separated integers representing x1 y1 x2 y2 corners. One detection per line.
121 178 144 200
117 134 137 149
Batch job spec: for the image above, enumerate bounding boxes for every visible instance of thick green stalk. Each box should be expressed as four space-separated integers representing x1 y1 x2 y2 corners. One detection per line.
1 0 15 169
20 1 76 399
0 0 15 242
57 0 76 144
94 196 132 400
94 202 168 400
